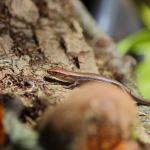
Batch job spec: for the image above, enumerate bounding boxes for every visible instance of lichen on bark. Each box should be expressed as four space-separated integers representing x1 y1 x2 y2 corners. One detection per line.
0 0 149 149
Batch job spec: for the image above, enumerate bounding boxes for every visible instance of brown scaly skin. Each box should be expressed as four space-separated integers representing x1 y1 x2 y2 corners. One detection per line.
47 68 150 106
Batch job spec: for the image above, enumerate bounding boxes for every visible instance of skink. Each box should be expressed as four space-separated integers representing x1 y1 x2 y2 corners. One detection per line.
47 68 150 106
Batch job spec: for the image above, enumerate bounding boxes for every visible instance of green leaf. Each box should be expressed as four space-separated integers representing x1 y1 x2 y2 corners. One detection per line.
136 59 150 99
131 41 150 59
117 30 150 54
140 4 150 29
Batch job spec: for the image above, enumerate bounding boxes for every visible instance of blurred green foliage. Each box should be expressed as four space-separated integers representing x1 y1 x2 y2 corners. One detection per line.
117 2 150 99
140 4 150 29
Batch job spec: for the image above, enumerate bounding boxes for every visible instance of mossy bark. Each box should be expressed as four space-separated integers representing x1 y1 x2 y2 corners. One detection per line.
0 0 149 149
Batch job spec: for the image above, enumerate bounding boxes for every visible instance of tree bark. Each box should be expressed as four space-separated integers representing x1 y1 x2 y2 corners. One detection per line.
0 0 149 149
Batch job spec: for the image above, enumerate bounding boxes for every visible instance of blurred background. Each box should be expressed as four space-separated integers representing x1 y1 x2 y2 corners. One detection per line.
82 0 150 99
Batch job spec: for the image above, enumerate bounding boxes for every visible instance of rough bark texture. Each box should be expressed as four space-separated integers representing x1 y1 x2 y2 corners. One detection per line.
0 0 149 149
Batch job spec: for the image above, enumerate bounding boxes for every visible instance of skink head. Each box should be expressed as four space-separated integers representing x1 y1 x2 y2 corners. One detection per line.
47 68 74 82
47 68 68 76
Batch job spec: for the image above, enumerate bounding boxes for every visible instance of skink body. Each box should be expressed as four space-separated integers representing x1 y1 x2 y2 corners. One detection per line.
47 68 150 106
